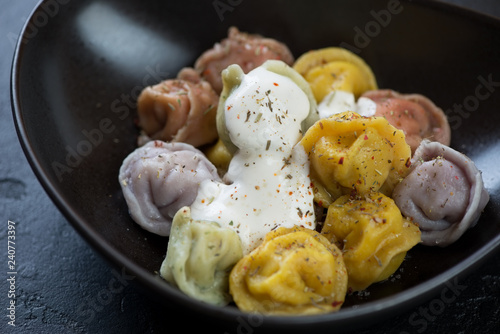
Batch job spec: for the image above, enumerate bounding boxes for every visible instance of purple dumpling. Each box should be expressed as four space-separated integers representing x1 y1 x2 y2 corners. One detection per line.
393 140 489 246
119 140 221 236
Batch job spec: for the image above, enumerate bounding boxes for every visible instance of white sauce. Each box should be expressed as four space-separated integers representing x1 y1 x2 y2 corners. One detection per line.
318 90 377 118
356 96 377 117
190 67 316 254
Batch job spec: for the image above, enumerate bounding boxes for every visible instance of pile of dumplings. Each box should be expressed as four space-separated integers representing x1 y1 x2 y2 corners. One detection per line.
118 27 489 315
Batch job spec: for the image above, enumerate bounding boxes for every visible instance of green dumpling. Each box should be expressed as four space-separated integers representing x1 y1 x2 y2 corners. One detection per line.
160 207 243 305
216 60 319 155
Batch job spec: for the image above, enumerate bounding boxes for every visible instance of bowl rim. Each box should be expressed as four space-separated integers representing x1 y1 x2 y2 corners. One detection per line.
10 0 500 330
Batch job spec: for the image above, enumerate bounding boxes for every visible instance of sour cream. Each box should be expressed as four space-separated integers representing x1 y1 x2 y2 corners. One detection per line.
190 66 316 254
318 90 377 118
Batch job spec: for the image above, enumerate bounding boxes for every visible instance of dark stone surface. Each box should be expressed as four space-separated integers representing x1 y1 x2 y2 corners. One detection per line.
1 0 499 333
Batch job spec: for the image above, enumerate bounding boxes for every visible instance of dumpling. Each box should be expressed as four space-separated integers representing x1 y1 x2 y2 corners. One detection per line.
321 192 421 291
300 111 412 200
160 207 243 305
136 76 219 147
293 47 378 102
216 59 319 155
203 138 233 177
192 26 295 94
361 89 451 154
118 140 221 236
393 140 489 246
229 226 348 315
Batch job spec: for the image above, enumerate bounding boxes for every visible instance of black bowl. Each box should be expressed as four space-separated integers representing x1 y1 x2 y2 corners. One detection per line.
11 0 500 332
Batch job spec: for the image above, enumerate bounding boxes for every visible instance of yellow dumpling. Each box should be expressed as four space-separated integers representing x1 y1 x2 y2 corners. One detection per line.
310 175 337 209
321 192 421 292
300 111 412 200
229 226 348 315
204 138 232 176
293 47 377 102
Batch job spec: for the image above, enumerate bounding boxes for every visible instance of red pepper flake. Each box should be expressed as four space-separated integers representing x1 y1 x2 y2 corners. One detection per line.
455 175 459 180
227 105 232 111
331 301 343 307
273 82 279 86
319 122 324 130
338 157 344 165
364 134 369 140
